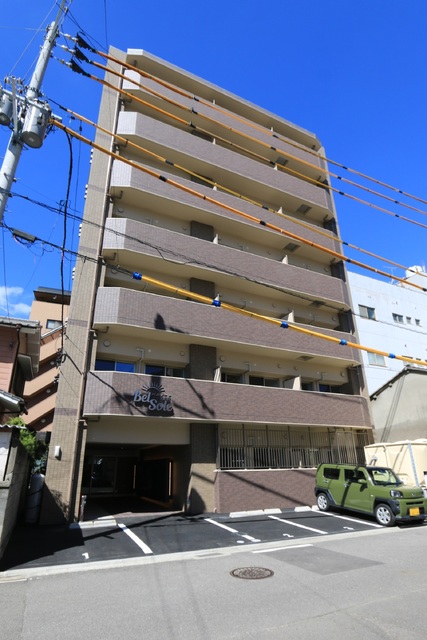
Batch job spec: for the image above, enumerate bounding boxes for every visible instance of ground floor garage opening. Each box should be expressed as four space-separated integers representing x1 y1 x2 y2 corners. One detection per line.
80 443 190 520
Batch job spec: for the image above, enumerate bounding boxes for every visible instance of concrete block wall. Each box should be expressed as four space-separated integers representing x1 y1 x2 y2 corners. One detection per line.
0 432 31 561
215 467 317 513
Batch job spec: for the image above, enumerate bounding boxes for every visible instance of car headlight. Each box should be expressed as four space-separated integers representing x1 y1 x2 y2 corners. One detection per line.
390 490 403 498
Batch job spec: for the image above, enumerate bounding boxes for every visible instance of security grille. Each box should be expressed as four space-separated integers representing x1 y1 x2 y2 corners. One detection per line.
219 426 369 470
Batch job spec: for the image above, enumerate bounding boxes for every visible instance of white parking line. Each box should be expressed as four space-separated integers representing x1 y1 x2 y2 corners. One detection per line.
310 508 382 528
268 514 328 535
204 518 260 542
118 523 154 554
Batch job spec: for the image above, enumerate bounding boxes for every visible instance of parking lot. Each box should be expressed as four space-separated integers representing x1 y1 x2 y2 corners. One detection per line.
0 506 399 572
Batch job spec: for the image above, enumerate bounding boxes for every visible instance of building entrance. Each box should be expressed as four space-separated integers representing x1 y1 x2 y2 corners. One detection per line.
81 445 187 517
82 454 138 496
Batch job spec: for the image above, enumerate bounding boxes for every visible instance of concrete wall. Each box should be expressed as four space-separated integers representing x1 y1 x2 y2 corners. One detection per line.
370 369 427 441
0 430 31 561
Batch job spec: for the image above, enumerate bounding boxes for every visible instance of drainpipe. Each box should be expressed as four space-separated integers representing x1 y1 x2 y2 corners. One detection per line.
407 442 419 487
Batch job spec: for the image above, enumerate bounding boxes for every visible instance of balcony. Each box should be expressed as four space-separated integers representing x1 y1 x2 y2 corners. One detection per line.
93 288 360 366
109 163 340 263
24 366 57 397
115 111 333 223
124 51 321 152
83 371 371 429
102 218 349 309
25 392 56 424
122 70 326 187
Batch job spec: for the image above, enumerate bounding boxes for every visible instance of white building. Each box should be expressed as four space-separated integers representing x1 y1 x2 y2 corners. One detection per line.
348 267 427 394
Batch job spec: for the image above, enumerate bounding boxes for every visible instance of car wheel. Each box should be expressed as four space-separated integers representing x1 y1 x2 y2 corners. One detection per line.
374 503 396 527
317 492 330 512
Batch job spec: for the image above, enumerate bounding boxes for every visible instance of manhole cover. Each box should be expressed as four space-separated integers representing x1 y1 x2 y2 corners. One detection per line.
230 567 274 580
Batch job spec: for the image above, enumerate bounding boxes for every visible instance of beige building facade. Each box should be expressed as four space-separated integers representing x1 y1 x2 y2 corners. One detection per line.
42 49 373 523
0 317 40 425
24 287 70 435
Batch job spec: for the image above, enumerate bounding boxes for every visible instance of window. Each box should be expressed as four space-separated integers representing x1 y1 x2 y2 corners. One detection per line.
406 317 412 324
145 364 184 377
392 313 404 324
416 319 421 326
95 359 135 373
249 376 280 387
323 467 340 480
46 319 62 329
344 469 355 482
359 305 376 320
302 381 341 393
221 372 243 384
301 381 315 391
368 352 386 366
318 384 342 394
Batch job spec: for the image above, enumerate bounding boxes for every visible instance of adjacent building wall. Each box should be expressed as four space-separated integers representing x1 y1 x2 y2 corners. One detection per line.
370 368 427 441
348 269 427 394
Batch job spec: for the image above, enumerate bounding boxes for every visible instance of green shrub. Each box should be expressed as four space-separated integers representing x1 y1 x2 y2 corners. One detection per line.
7 418 48 474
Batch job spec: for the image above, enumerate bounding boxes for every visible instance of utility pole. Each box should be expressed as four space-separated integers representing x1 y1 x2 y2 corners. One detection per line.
0 0 68 224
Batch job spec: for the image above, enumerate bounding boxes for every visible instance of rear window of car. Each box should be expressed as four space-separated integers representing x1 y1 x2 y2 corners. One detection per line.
323 467 340 480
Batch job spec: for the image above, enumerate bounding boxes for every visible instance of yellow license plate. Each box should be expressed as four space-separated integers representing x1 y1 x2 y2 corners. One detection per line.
409 507 420 516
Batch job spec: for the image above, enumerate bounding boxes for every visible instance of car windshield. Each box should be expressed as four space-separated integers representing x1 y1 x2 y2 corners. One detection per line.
367 467 402 486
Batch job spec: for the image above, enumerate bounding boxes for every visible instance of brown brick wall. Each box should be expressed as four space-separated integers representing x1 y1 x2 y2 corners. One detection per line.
94 288 360 363
190 220 215 241
215 468 317 513
188 423 217 513
123 73 322 171
83 372 372 428
188 344 217 381
118 112 330 213
104 208 347 305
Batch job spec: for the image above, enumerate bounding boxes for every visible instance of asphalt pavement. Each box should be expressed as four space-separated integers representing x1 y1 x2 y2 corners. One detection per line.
0 503 394 573
2 523 427 640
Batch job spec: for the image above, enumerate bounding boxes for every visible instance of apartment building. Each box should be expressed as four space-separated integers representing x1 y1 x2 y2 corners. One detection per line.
0 316 40 558
0 317 40 425
23 287 70 435
0 315 40 478
42 49 373 523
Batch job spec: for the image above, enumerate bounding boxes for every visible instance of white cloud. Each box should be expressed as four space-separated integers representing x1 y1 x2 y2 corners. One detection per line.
0 286 31 319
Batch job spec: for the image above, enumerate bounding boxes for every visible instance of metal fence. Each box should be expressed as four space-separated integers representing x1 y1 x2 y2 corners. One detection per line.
218 426 370 470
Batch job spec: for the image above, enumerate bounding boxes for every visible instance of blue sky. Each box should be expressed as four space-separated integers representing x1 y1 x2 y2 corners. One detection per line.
1 0 427 317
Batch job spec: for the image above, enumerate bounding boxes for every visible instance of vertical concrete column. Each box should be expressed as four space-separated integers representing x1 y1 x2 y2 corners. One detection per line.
188 423 217 514
187 344 217 381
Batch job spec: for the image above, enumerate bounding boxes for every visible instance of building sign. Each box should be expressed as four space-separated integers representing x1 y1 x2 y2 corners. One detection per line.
133 382 174 416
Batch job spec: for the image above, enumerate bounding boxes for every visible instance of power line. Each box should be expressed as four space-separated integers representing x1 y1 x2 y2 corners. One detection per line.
49 116 427 294
54 45 427 286
4 222 427 369
71 38 427 216
49 99 427 286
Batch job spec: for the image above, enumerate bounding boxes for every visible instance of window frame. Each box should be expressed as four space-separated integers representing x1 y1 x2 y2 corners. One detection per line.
367 352 386 366
359 305 376 320
94 359 135 373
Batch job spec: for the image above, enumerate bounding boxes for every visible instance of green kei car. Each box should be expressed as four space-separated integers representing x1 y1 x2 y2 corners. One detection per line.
315 463 427 526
